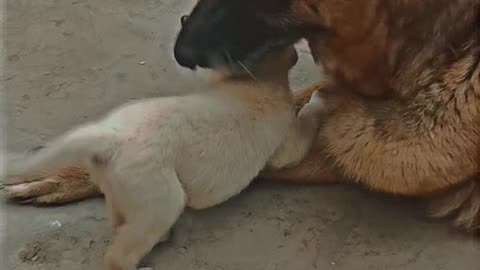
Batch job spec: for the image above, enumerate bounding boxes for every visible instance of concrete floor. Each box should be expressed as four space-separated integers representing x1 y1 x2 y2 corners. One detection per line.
1 0 480 269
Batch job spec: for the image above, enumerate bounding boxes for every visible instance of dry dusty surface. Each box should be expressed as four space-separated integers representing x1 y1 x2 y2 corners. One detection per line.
1 0 480 269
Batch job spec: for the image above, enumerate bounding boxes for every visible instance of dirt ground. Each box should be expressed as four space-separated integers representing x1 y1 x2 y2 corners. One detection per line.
1 0 480 269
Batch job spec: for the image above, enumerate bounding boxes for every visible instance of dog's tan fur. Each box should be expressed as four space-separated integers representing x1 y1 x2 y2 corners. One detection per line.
267 0 480 232
3 47 326 270
3 0 480 232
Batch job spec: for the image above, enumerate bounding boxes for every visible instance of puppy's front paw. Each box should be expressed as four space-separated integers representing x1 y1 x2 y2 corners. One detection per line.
308 90 323 104
298 90 325 117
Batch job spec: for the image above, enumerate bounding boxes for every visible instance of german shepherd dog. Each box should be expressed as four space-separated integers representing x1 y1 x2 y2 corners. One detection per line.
173 0 480 232
4 0 480 232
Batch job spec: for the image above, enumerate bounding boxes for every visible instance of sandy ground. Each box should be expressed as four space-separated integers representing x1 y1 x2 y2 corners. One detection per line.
1 0 480 269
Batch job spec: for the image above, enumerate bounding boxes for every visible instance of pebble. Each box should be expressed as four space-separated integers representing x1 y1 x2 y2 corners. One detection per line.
49 220 62 228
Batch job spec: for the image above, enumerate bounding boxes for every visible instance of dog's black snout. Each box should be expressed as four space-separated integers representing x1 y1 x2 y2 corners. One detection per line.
174 45 199 69
175 13 214 69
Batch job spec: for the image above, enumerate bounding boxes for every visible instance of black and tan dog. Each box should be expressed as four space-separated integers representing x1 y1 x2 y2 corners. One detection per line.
4 0 480 233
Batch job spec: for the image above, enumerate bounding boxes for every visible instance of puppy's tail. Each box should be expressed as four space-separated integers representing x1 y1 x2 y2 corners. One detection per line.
3 124 117 184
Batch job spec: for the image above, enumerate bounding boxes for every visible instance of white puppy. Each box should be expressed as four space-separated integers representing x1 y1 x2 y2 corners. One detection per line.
3 46 324 270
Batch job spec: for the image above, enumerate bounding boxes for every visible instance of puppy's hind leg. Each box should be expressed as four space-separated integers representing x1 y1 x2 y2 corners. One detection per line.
100 179 126 238
105 168 186 270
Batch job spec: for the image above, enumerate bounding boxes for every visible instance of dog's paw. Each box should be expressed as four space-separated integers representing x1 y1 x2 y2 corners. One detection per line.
2 167 101 205
298 90 326 117
2 180 57 203
308 89 323 103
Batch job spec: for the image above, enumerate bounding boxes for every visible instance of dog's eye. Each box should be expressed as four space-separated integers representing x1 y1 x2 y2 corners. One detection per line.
181 15 189 26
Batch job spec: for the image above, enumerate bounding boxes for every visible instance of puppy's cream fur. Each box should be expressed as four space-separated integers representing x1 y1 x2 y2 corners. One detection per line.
4 47 324 270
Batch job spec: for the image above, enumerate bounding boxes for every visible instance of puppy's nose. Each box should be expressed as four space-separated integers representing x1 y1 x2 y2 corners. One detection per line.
174 45 199 69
